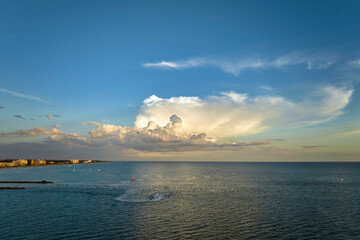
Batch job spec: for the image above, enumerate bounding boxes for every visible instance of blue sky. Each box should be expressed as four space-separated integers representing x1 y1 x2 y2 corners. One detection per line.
1 0 360 161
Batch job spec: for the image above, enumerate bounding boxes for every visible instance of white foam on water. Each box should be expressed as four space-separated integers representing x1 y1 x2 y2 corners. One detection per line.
115 193 166 203
185 176 198 181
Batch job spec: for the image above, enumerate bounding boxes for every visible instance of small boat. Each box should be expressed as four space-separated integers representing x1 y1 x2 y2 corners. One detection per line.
148 192 163 201
130 177 136 181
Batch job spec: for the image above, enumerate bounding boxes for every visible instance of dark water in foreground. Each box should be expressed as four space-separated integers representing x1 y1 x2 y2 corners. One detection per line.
1 162 360 239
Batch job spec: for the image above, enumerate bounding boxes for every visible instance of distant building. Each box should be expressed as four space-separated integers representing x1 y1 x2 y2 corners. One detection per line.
31 159 47 166
70 159 80 164
0 160 25 167
14 159 29 166
84 160 92 163
0 162 13 167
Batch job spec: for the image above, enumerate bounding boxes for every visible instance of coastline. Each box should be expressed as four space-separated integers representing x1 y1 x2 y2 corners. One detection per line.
0 159 111 169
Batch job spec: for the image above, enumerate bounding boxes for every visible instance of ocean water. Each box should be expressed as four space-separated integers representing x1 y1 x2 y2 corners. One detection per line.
0 162 360 240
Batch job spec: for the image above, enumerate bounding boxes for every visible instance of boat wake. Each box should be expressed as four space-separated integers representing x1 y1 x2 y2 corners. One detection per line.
115 193 166 203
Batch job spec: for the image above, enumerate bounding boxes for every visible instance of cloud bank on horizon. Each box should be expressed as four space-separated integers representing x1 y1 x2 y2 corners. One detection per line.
0 85 353 153
0 114 271 152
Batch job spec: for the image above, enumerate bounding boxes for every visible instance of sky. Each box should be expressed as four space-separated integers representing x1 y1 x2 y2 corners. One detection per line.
1 0 360 161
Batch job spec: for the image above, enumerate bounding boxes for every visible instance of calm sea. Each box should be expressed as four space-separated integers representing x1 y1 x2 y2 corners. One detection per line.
0 162 359 239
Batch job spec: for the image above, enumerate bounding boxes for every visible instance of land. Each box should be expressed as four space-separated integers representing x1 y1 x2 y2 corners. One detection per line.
0 159 110 190
0 181 54 183
0 159 110 169
0 187 25 190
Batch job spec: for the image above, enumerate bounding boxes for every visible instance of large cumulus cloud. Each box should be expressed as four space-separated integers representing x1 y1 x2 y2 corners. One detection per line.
135 86 353 138
84 115 270 152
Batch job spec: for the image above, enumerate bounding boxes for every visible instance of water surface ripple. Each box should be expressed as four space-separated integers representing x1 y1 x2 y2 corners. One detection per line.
1 162 359 239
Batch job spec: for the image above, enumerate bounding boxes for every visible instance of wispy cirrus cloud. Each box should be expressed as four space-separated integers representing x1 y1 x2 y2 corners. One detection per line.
332 129 360 137
143 59 206 69
348 59 360 67
0 88 48 104
338 59 360 72
143 52 336 75
260 85 273 91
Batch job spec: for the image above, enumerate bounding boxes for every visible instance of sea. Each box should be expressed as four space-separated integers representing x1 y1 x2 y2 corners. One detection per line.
0 162 359 240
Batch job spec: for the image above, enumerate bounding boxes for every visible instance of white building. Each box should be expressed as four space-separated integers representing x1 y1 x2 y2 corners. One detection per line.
70 159 80 164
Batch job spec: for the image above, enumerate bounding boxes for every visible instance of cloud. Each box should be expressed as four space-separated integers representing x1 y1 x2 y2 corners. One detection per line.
0 106 4 109
1 116 271 152
272 52 335 70
0 127 62 137
348 59 360 67
333 129 360 137
260 85 273 91
302 145 328 149
0 88 48 103
13 114 26 120
339 59 360 72
84 115 269 152
135 86 353 138
47 133 97 146
143 59 206 69
266 139 286 141
0 85 352 153
143 53 335 75
0 127 94 146
76 115 271 151
0 142 106 160
86 115 216 151
40 114 60 120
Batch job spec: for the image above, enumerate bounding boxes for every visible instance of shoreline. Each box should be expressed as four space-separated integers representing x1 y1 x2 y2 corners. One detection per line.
0 160 111 170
